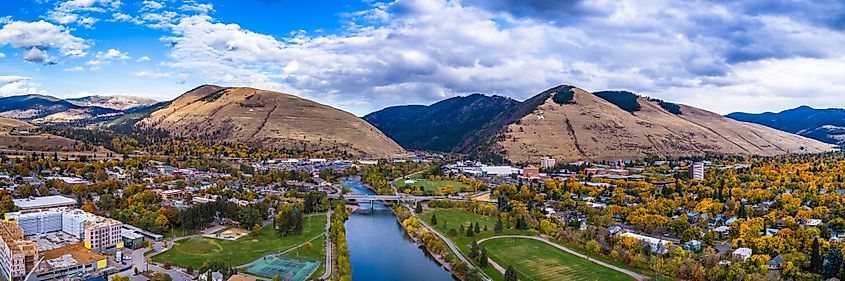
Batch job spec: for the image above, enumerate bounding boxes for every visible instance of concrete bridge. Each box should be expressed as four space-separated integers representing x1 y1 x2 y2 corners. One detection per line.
328 194 466 204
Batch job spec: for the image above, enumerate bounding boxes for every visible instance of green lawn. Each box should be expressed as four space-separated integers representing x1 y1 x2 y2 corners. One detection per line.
481 237 635 281
395 178 467 194
153 213 327 269
422 208 536 281
286 234 327 280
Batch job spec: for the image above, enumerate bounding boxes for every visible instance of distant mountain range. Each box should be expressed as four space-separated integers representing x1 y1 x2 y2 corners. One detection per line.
366 85 834 163
0 94 157 124
727 106 845 145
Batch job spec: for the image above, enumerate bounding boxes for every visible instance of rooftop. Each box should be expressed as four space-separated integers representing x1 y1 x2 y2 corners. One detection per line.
13 196 76 210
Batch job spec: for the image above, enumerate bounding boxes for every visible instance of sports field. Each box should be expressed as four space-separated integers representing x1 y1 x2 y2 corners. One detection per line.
153 213 326 269
395 178 467 194
245 256 318 281
422 208 535 281
481 237 635 281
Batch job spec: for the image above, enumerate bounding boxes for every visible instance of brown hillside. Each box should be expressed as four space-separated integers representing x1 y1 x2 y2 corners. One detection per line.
138 86 405 158
494 87 835 163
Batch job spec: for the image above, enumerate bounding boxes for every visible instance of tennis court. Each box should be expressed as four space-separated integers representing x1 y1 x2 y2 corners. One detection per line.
245 256 319 281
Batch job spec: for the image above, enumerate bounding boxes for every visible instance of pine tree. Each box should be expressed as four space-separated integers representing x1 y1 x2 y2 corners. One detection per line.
479 249 488 267
474 222 481 233
415 202 423 213
825 247 843 278
469 241 479 259
431 214 438 225
483 224 488 232
505 265 518 281
494 217 504 233
466 224 474 237
811 238 822 273
460 224 465 234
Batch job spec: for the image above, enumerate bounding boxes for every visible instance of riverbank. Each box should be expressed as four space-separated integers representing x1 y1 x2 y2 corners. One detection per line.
391 205 461 280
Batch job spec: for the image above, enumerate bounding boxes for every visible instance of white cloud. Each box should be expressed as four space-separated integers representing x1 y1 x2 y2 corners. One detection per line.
137 56 151 62
23 47 52 64
64 66 85 72
134 70 171 78
142 0 164 10
97 48 129 60
0 20 89 62
179 2 214 14
153 0 845 115
47 0 121 28
0 52 5 58
0 76 48 97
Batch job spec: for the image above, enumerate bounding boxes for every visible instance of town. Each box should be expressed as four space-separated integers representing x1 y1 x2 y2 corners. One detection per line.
0 148 841 281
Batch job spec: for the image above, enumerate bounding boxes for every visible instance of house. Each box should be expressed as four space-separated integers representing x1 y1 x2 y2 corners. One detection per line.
607 226 623 235
683 240 702 252
767 255 784 270
765 228 780 236
805 219 822 228
200 271 224 281
733 248 753 261
714 226 729 239
620 232 672 254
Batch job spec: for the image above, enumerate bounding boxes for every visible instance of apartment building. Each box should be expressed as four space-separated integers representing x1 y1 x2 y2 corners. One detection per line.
5 209 123 251
0 221 38 281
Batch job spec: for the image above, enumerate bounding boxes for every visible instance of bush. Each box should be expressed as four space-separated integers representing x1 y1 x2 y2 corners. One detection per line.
593 91 641 112
553 86 575 105
657 99 682 114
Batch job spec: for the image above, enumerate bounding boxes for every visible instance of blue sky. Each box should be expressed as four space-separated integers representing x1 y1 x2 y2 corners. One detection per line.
1 0 845 116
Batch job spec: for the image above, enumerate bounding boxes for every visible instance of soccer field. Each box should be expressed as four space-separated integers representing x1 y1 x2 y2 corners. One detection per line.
481 237 635 281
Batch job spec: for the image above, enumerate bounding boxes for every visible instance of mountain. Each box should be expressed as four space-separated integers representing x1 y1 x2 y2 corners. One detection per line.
67 95 157 111
137 85 405 158
727 106 845 145
0 117 110 154
366 85 835 163
0 94 120 122
363 94 521 151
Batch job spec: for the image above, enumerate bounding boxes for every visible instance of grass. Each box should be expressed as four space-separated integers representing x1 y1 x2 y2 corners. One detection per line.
481 237 635 281
421 208 536 281
395 177 467 194
153 213 327 269
286 234 327 280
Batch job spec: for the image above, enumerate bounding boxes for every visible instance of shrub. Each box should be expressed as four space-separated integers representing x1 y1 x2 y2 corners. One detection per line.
593 91 641 112
553 86 575 105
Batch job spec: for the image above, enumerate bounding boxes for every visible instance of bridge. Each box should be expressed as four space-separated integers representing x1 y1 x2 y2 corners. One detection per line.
327 194 459 203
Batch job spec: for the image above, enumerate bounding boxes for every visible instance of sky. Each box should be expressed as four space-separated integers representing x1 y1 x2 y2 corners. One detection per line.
1 0 845 116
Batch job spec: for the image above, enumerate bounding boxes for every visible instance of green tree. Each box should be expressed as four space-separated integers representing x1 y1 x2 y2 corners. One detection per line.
272 274 283 281
415 202 423 213
474 222 480 233
469 241 480 259
505 265 518 281
430 214 437 225
479 249 488 267
466 224 474 237
825 247 843 278
811 238 822 273
494 217 503 233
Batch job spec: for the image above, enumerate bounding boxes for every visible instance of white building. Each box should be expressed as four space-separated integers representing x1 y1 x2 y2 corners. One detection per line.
620 232 672 254
540 157 556 169
13 196 76 211
689 162 705 181
733 247 753 261
480 166 520 176
5 208 123 251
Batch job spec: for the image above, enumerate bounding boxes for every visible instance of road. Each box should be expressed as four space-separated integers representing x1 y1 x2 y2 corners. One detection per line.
476 235 648 281
408 208 492 281
118 246 193 281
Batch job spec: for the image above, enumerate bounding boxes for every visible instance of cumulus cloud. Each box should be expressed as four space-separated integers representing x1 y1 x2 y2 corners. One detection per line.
0 76 48 96
151 0 845 115
97 48 130 60
137 56 151 62
47 0 122 28
0 20 89 63
142 0 165 10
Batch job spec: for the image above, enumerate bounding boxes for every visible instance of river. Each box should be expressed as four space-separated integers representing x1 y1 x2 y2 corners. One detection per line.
343 178 455 281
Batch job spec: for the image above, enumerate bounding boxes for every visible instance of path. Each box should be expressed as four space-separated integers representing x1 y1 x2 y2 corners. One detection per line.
318 210 332 280
476 235 648 281
409 208 492 281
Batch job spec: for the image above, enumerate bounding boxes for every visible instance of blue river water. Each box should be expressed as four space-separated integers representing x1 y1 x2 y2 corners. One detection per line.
343 179 455 281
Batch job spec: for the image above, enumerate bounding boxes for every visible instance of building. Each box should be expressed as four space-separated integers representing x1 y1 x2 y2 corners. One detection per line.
5 209 123 252
0 220 38 281
683 240 702 251
121 230 145 250
13 196 76 212
540 157 556 169
620 232 672 254
479 166 519 176
689 162 705 181
733 248 753 261
522 167 540 178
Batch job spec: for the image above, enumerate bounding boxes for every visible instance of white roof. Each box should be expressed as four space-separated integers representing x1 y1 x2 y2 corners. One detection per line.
13 195 76 209
620 232 671 245
733 247 752 256
480 166 518 175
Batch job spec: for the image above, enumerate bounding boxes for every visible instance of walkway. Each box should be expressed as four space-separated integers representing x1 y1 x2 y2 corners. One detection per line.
409 208 492 281
476 235 648 281
318 210 332 280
